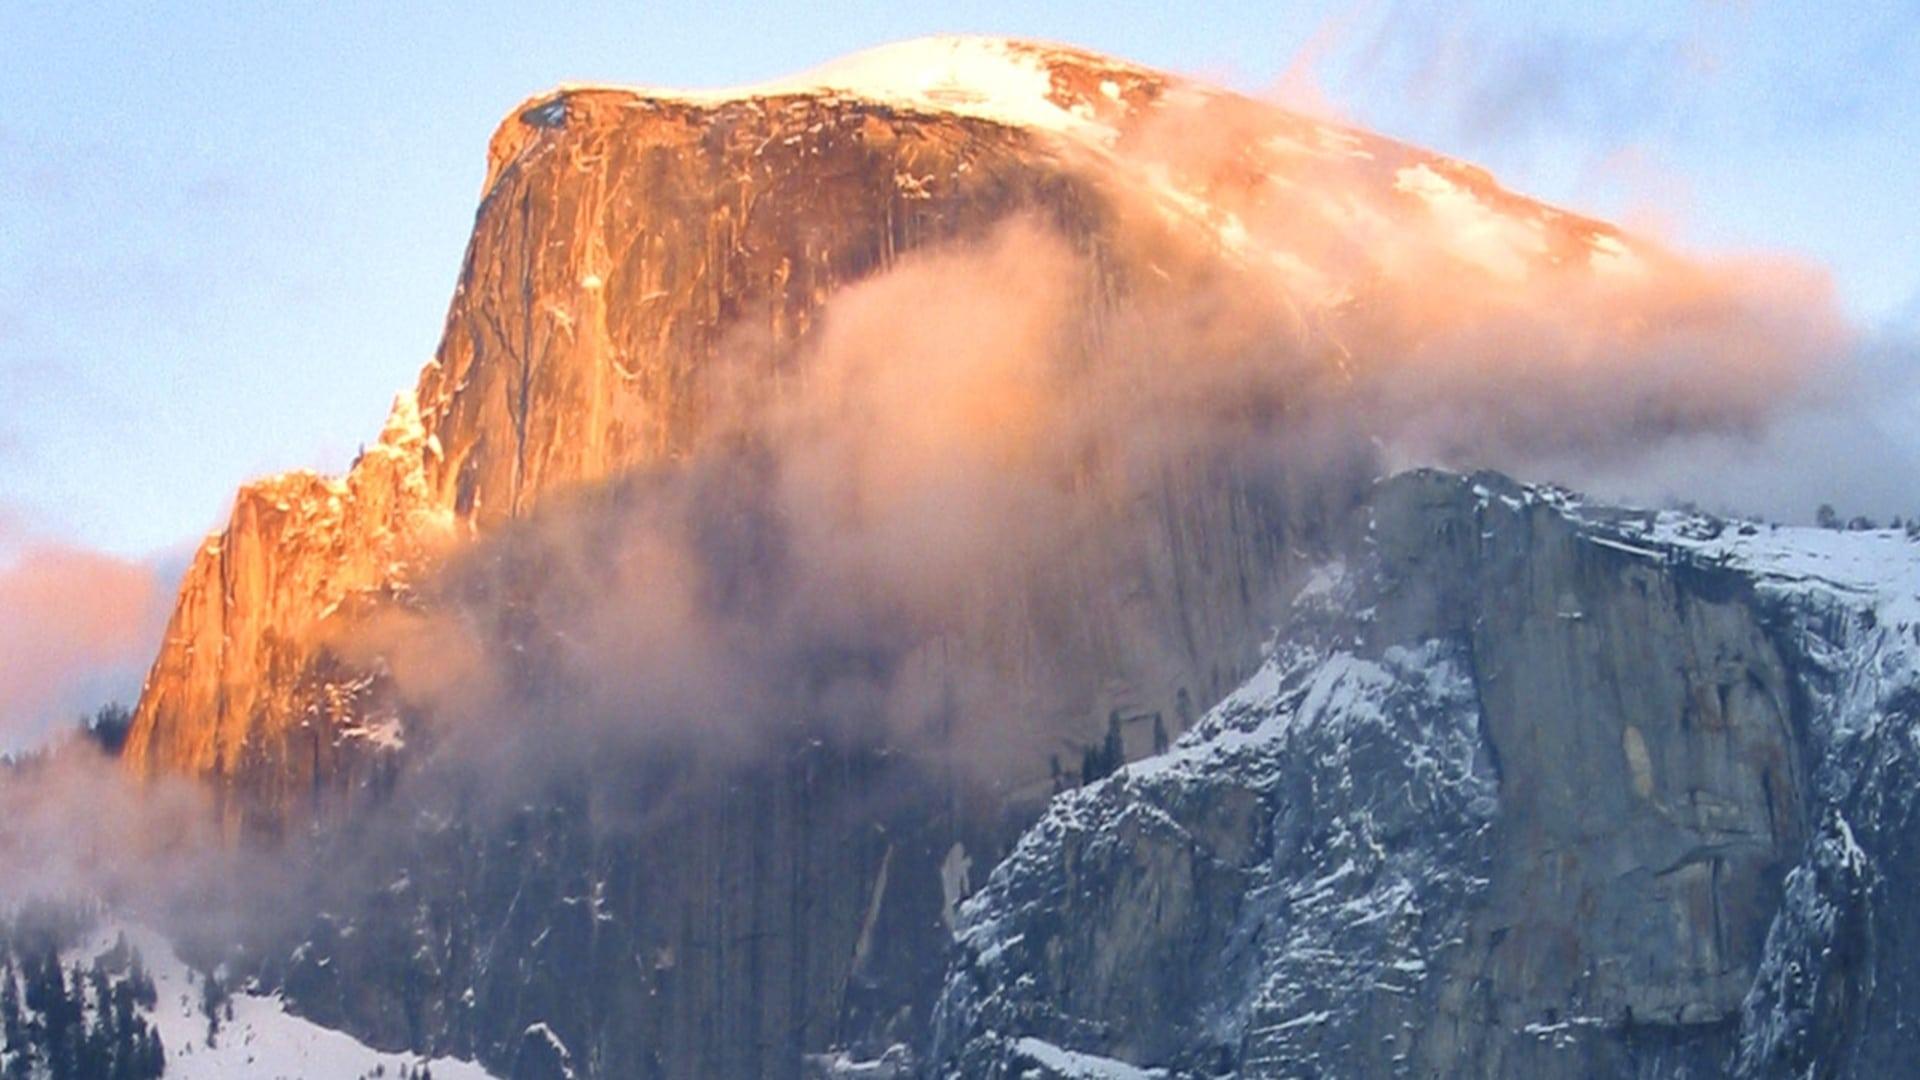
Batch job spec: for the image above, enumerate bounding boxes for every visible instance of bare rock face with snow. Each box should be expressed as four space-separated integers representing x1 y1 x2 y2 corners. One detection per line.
932 471 1920 1078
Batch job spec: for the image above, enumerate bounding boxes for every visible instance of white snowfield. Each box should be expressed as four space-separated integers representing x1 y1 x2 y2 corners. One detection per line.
1651 514 1920 631
1012 1035 1168 1079
64 925 499 1080
549 35 1142 141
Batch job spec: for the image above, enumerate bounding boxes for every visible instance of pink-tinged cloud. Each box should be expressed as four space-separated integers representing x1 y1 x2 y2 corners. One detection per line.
0 543 166 749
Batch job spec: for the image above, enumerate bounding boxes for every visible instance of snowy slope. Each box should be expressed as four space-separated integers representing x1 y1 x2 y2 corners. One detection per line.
64 925 498 1080
1561 493 1920 648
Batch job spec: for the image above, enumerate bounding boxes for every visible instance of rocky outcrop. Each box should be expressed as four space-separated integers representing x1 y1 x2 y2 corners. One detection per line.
122 393 449 828
931 471 1920 1078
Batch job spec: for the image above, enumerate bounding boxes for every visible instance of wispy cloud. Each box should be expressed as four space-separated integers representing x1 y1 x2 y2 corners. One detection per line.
1329 2 1715 170
0 536 176 752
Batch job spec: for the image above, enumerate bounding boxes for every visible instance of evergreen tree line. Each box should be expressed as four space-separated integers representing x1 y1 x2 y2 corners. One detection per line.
1050 707 1177 793
1 932 164 1080
0 705 133 773
355 1061 436 1079
78 705 133 759
1814 504 1920 537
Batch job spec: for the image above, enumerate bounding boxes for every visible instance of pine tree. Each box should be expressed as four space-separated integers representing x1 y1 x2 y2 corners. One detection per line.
1 968 23 1058
1102 710 1124 773
24 951 78 1078
126 952 154 1012
0 973 34 1080
109 1007 141 1080
80 703 134 757
142 1025 165 1078
88 959 109 1026
202 967 222 1048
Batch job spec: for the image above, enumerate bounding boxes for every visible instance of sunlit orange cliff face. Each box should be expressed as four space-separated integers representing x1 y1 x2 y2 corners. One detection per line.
122 37 1840 830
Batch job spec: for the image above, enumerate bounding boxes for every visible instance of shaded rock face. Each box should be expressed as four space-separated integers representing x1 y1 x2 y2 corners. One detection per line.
933 472 1852 1078
1371 474 1805 1048
1732 556 1920 1077
931 633 1501 1078
272 744 972 1080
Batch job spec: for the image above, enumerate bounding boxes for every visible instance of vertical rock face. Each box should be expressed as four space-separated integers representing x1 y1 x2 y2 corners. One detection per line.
416 87 1111 527
275 744 968 1079
1370 473 1805 1048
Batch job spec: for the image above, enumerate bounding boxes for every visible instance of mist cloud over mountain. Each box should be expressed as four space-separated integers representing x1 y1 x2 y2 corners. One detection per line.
2 30 1917 1080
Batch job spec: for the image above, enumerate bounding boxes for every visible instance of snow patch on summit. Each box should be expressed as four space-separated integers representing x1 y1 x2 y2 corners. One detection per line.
555 35 1144 142
1393 163 1548 283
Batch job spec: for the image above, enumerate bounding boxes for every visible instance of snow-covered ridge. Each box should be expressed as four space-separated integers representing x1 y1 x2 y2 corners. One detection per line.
1010 1036 1168 1079
933 629 1496 1074
1488 478 1920 744
1515 482 1920 643
534 35 1162 142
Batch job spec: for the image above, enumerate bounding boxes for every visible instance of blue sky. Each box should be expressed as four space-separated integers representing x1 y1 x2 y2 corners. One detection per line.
2 0 1917 562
